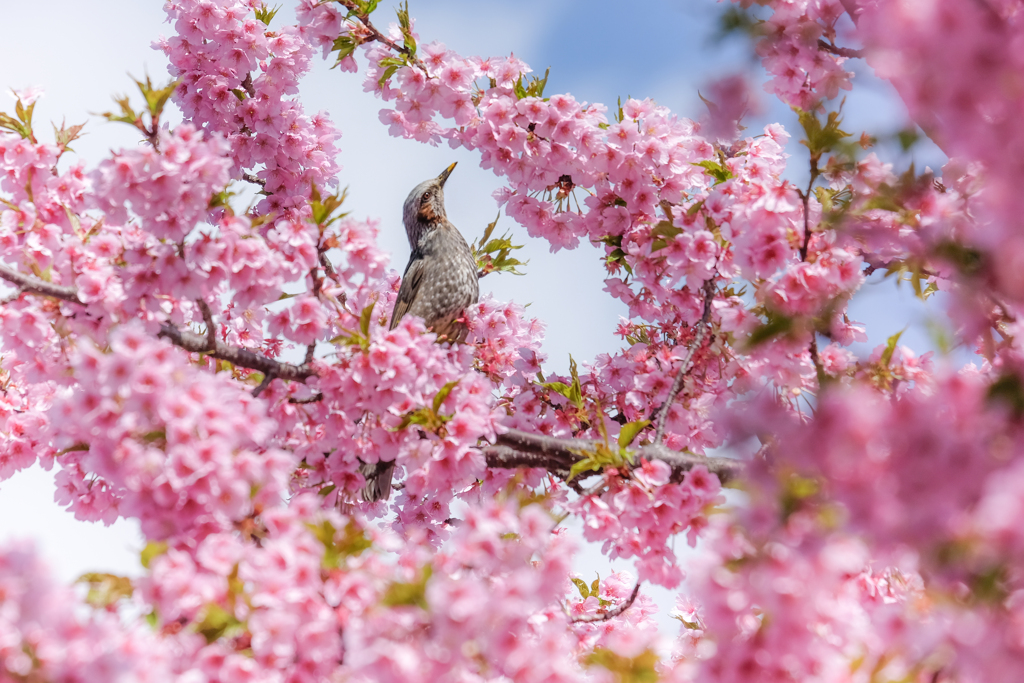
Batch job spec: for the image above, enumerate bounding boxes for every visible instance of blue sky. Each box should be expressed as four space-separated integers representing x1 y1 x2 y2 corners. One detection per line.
0 0 949 618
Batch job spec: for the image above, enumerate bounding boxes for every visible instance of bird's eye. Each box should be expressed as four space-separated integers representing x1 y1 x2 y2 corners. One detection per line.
421 191 431 203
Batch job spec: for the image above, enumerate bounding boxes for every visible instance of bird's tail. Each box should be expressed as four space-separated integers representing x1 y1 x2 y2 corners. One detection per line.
359 459 396 502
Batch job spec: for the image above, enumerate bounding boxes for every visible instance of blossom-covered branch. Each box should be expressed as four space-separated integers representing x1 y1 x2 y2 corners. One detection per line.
570 581 641 623
0 263 81 303
653 278 716 446
0 264 314 382
484 427 744 484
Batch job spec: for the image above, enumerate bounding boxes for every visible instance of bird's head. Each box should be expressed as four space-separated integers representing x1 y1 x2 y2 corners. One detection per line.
403 162 456 246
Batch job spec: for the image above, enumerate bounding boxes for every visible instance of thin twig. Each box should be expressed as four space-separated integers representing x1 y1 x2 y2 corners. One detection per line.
1 287 24 305
252 370 276 398
816 39 864 59
288 392 324 404
570 581 642 623
337 1 417 62
799 167 825 380
242 173 266 188
240 72 256 99
653 279 716 446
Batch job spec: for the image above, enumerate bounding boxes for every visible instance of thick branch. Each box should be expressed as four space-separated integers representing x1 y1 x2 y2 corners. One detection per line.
485 427 743 484
571 581 641 624
1 263 316 383
653 279 716 445
156 324 314 382
0 264 81 303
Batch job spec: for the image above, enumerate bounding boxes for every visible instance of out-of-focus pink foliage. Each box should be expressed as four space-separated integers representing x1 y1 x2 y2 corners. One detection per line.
2 0 1024 680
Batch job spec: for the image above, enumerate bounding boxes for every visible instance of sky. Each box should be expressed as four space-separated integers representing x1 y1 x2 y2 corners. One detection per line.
0 0 950 626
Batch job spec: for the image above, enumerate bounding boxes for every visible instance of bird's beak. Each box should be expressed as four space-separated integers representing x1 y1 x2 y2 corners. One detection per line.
437 162 457 187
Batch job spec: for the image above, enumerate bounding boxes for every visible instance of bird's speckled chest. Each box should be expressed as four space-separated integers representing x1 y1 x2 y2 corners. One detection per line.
407 223 479 323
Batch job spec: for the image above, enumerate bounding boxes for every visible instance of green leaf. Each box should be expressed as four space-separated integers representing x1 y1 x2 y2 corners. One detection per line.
988 373 1024 419
567 443 630 482
746 312 794 348
134 75 180 120
0 112 31 139
331 35 359 67
606 248 632 275
585 647 660 683
896 127 920 151
541 381 573 400
590 576 601 597
307 519 373 569
880 330 903 368
52 119 86 152
100 94 139 126
649 220 682 252
796 107 851 161
381 565 432 609
571 577 590 599
432 379 459 413
933 240 984 277
359 301 375 338
376 56 406 88
310 184 349 226
618 420 650 449
566 355 584 410
254 3 281 25
472 214 527 276
194 603 244 644
693 159 734 184
78 572 134 608
396 0 411 30
141 540 169 569
378 64 400 88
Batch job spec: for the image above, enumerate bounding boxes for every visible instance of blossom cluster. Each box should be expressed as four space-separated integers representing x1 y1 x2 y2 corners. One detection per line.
2 0 1024 681
47 324 292 540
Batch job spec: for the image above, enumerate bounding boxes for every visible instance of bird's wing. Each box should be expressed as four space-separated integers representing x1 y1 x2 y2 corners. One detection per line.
390 254 425 330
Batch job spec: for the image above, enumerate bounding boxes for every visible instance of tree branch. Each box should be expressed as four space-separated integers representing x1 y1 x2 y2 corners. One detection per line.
197 299 217 351
156 324 314 382
337 1 417 62
817 39 864 59
653 279 716 446
0 264 81 303
570 581 641 623
242 172 266 189
0 262 317 383
484 427 743 484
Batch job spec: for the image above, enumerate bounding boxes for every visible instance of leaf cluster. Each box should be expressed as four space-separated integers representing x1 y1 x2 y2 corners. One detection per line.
101 76 180 144
472 214 527 276
78 572 134 609
310 184 350 228
514 67 550 100
0 92 38 142
306 518 372 569
381 565 432 609
332 303 377 352
585 647 659 683
600 234 632 275
395 379 459 433
570 575 611 607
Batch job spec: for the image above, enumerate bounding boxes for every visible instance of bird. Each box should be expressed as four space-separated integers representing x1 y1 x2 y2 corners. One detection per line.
361 162 480 502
